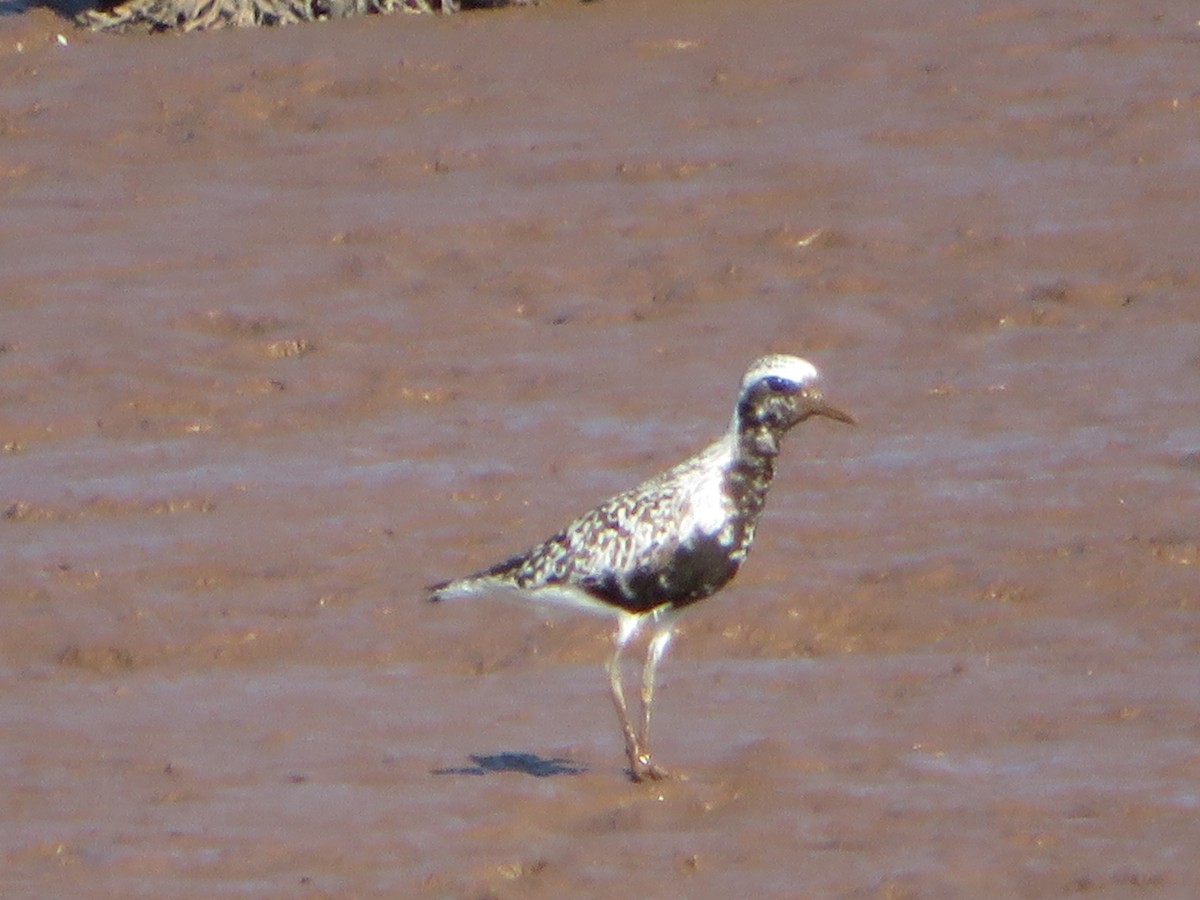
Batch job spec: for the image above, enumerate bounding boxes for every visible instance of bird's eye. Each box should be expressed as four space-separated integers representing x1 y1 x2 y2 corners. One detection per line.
763 376 794 392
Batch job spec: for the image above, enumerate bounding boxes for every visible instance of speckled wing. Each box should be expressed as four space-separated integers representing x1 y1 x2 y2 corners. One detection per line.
487 476 689 588
438 439 737 613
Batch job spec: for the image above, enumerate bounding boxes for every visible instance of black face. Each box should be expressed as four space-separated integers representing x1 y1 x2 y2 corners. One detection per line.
739 376 803 431
740 377 856 432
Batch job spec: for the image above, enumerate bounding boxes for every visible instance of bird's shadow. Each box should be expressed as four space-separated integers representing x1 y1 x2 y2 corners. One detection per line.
431 751 587 778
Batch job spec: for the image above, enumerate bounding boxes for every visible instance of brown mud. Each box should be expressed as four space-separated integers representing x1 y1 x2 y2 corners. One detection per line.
2 1 1199 897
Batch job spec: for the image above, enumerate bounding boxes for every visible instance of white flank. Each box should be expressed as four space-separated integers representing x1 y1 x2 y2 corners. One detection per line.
677 436 736 539
440 577 631 619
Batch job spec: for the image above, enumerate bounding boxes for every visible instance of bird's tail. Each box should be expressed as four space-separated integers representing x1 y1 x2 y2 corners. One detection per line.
426 576 495 603
427 550 528 603
426 579 453 603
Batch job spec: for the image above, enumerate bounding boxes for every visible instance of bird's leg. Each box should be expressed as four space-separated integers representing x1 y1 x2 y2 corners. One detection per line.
633 626 675 781
606 632 646 780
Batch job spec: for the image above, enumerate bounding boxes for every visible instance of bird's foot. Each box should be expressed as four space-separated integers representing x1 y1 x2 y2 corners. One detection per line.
631 763 672 783
627 753 674 783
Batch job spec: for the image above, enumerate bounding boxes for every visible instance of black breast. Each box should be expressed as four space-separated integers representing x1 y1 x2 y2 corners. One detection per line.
580 533 742 614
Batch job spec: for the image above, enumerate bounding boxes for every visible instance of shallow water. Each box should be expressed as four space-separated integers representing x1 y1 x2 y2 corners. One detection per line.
2 0 1199 896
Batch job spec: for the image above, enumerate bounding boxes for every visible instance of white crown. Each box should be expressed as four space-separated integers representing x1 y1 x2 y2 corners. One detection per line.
740 355 820 394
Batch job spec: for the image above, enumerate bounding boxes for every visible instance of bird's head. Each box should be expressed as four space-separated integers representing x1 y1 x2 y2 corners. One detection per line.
733 354 855 455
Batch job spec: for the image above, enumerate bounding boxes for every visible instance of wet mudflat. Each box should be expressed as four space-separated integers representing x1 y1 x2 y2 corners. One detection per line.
2 0 1199 896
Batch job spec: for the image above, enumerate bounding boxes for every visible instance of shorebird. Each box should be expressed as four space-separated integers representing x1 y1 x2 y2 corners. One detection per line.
428 354 854 782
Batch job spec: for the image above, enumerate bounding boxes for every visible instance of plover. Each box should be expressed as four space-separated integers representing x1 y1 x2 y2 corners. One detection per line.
428 354 854 782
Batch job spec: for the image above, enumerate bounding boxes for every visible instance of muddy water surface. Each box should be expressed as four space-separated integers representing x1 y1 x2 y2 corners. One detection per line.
2 1 1199 897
